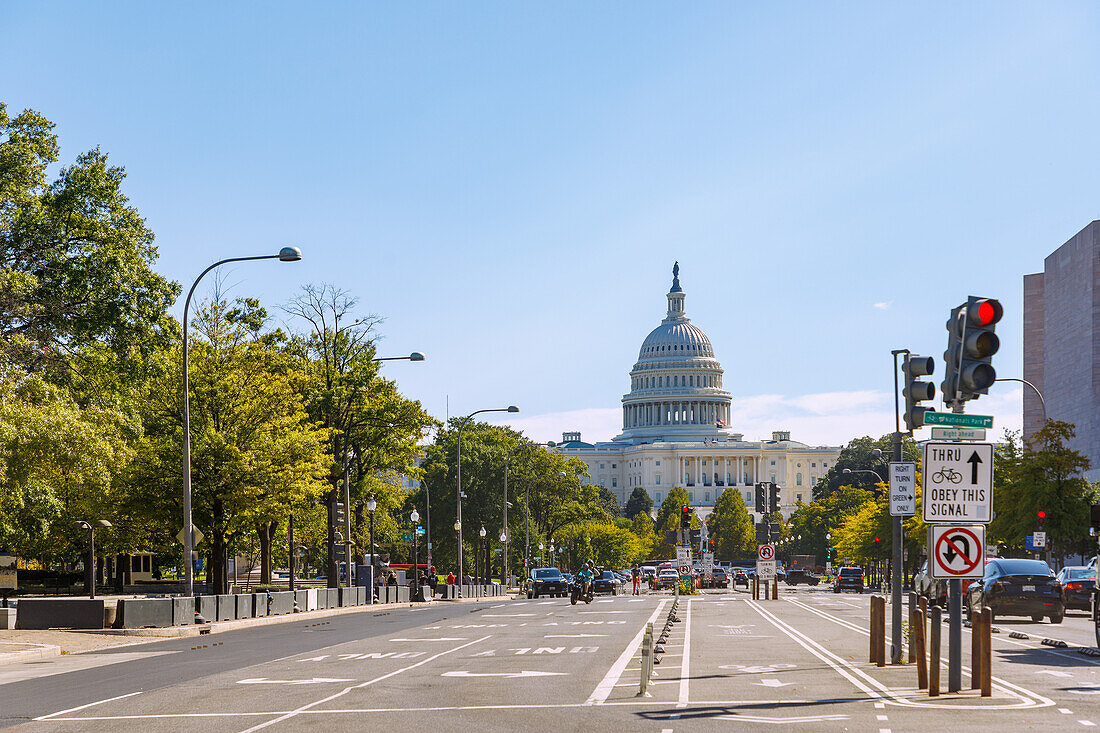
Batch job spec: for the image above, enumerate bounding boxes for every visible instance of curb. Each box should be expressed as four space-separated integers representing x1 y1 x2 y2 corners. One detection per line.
0 643 61 664
80 593 518 637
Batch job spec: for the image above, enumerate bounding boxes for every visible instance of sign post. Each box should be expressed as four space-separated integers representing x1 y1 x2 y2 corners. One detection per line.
756 544 776 591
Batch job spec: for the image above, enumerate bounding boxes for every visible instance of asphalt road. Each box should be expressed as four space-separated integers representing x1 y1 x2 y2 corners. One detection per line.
6 587 1100 731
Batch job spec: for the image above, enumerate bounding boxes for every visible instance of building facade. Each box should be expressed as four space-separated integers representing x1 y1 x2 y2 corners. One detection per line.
557 265 841 520
1023 220 1100 483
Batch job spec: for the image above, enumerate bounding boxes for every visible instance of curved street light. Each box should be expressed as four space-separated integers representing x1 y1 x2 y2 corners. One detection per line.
455 406 518 596
182 246 301 597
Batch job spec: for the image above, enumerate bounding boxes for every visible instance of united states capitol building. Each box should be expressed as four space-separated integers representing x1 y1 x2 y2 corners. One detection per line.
557 265 841 520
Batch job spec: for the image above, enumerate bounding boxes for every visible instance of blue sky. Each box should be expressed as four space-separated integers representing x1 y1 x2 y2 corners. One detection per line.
3 3 1097 446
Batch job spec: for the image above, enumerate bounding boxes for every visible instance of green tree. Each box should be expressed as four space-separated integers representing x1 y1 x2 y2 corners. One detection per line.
598 486 622 518
991 422 1095 562
0 102 179 378
786 484 875 566
624 487 653 520
706 488 754 559
629 511 657 560
556 520 642 570
815 434 919 500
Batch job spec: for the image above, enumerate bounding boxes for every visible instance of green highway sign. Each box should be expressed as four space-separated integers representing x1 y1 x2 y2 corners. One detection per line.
400 533 414 542
924 412 993 428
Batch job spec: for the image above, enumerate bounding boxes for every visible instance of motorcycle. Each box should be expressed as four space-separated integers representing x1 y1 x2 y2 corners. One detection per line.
570 579 594 605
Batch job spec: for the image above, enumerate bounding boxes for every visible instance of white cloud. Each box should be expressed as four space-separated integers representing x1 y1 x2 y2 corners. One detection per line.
873 301 892 310
495 387 1025 448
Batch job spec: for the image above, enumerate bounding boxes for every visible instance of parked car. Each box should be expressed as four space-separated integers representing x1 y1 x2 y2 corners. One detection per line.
641 565 658 582
1057 566 1095 611
593 570 625 595
833 566 865 594
1056 566 1096 611
785 570 820 586
732 570 749 588
966 558 1063 623
526 567 568 598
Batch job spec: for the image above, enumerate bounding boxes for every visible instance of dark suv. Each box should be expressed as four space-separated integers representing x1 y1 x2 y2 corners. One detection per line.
833 567 865 594
527 567 567 598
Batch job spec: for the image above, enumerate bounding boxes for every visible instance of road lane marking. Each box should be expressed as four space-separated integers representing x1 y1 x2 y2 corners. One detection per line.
34 691 145 721
441 670 567 678
236 635 491 733
677 598 692 708
1063 709 1076 714
238 678 354 685
389 637 468 642
545 634 606 638
585 598 669 705
769 598 1054 709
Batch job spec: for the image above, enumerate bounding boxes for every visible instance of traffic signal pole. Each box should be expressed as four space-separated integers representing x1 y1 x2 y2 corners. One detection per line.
890 350 906 666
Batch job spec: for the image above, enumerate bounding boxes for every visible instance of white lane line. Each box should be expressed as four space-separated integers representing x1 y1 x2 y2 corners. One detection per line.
1081 721 1096 727
776 597 1054 709
34 691 145 721
1063 708 1076 714
677 598 692 708
585 599 669 705
236 635 490 733
877 714 888 720
875 702 885 709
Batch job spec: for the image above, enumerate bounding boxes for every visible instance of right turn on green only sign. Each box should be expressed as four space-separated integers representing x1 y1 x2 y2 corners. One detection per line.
922 441 994 523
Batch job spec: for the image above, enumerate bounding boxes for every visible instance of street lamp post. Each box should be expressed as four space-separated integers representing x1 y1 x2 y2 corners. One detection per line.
503 439 555 589
367 495 377 604
411 508 420 600
74 520 111 599
499 531 507 583
479 526 487 590
456 406 519 597
181 246 301 597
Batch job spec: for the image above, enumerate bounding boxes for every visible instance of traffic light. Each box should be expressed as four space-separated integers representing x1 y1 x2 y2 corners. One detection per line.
874 536 881 555
942 296 1003 408
333 500 346 525
680 505 691 530
902 354 935 431
755 483 767 513
709 539 715 551
1037 510 1046 529
769 484 781 513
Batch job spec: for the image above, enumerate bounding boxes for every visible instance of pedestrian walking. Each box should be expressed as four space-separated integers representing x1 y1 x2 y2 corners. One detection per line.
631 563 641 595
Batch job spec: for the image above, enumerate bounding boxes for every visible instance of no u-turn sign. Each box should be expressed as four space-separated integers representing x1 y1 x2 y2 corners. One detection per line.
929 525 985 580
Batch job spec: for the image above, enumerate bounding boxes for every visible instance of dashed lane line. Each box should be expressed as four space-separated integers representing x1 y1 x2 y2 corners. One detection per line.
677 598 692 709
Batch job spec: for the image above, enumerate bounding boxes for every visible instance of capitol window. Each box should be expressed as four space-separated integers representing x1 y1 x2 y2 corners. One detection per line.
745 491 751 502
655 492 661 502
796 473 803 486
655 475 661 485
612 478 617 487
655 460 660 466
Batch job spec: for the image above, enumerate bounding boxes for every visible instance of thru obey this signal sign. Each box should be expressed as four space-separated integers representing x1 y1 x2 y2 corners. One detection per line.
929 525 985 579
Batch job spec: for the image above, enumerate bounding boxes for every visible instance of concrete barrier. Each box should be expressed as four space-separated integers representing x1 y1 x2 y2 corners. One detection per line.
216 595 235 621
306 588 318 610
235 593 252 619
314 588 328 609
269 591 294 615
17 599 105 629
294 590 310 611
0 607 15 629
337 587 350 607
195 595 216 620
115 598 172 629
252 593 270 617
172 596 195 625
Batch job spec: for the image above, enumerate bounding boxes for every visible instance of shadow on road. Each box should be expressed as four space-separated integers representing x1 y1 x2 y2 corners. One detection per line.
635 697 868 721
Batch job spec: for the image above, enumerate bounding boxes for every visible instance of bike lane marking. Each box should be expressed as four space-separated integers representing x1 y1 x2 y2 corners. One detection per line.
677 598 692 708
584 598 669 705
776 597 1054 709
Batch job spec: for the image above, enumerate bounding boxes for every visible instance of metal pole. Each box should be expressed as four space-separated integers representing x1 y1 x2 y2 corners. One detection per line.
457 421 464 597
890 349 907 665
343 459 353 588
88 527 95 600
369 509 375 604
995 377 1047 425
525 481 530 576
948 578 962 691
288 513 295 593
424 482 432 576
413 519 419 600
503 457 510 587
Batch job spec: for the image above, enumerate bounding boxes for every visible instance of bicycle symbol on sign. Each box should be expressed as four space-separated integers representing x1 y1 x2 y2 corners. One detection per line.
931 467 963 485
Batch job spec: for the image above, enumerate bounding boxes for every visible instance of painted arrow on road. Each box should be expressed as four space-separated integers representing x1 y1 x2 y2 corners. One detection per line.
441 670 568 678
238 677 354 685
1036 670 1074 678
753 678 793 687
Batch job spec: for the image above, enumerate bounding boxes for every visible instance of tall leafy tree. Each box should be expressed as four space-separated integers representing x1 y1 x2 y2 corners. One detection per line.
624 487 653 520
706 488 754 559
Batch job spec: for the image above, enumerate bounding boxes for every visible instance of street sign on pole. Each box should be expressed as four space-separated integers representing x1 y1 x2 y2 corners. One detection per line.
931 427 987 441
676 546 692 567
924 413 993 428
929 525 986 579
888 462 916 516
176 525 204 546
1033 531 1047 548
922 442 994 523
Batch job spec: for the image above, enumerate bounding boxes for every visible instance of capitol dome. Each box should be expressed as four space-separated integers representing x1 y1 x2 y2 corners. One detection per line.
613 264 732 444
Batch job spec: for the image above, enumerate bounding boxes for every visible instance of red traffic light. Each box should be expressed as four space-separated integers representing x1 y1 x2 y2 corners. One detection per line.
969 298 1003 327
1038 510 1046 519
874 537 880 543
681 506 690 514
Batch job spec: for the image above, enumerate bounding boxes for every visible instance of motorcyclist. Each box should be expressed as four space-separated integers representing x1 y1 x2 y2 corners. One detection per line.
577 562 594 598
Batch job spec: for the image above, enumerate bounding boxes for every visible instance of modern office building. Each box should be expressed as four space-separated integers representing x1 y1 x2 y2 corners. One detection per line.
557 265 841 520
1023 220 1100 482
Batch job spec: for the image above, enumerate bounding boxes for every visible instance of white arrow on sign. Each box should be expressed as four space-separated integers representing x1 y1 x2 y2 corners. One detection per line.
441 670 568 678
238 677 354 685
753 678 793 687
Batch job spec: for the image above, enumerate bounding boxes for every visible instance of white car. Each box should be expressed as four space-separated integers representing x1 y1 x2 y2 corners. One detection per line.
657 568 678 589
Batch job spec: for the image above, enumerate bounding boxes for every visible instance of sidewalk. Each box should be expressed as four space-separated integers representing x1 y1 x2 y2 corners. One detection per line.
0 592 517 663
